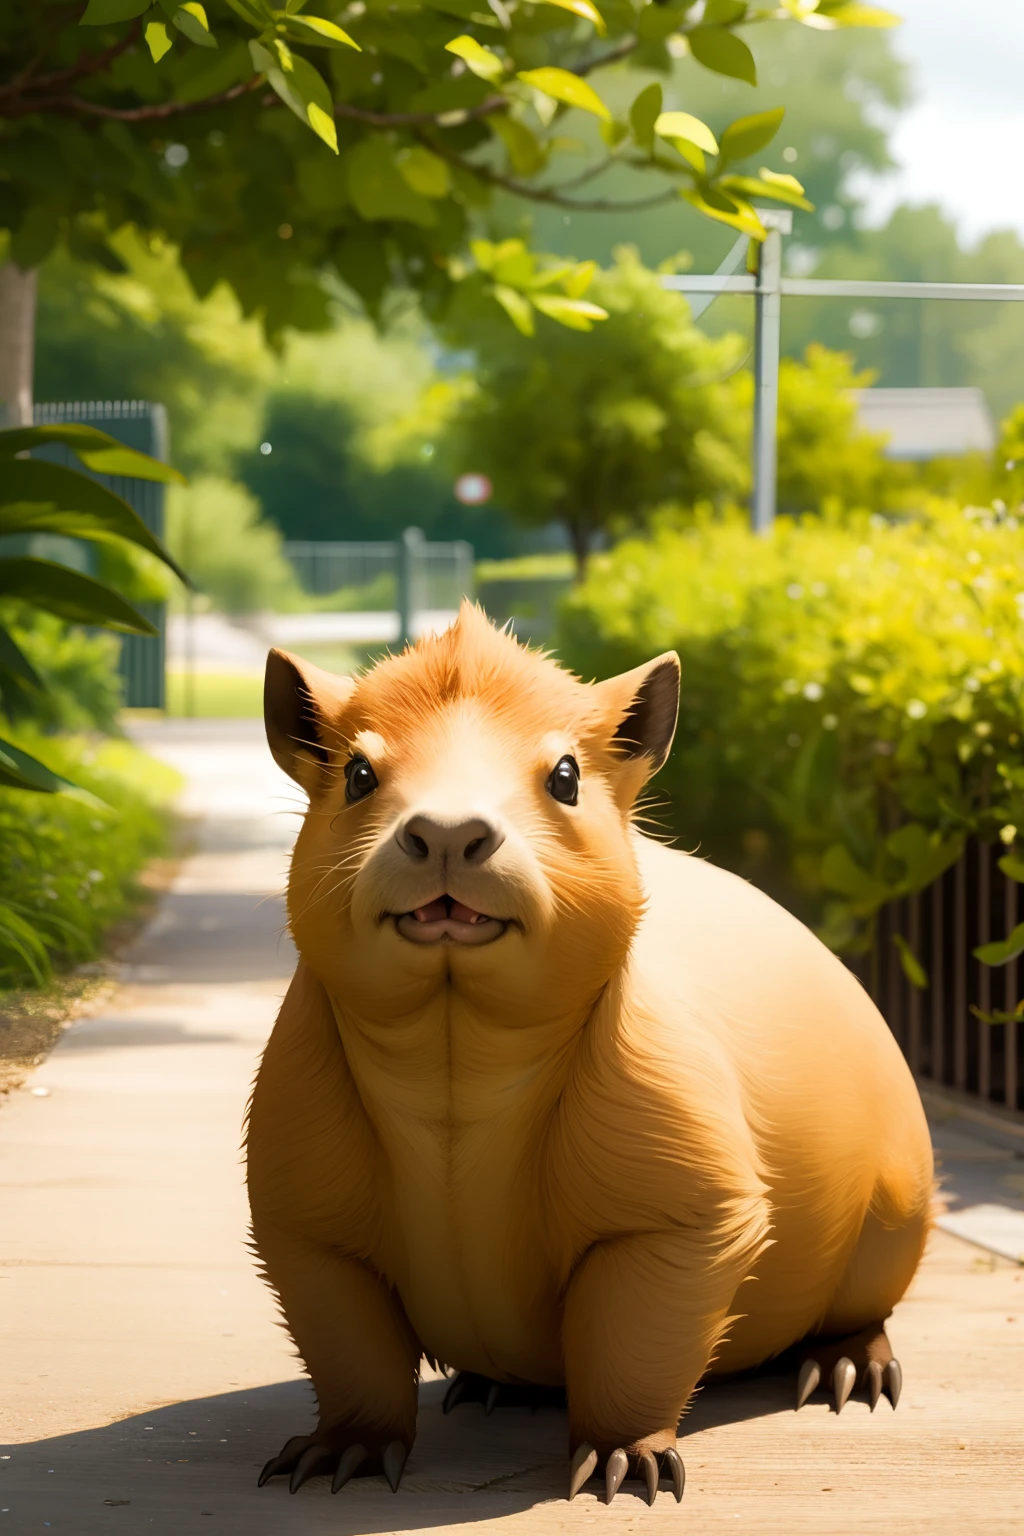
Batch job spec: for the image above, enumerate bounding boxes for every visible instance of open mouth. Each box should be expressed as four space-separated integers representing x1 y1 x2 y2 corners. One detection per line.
393 894 509 946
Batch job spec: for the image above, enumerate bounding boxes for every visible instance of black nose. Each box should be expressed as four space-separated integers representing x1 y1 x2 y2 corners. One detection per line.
396 813 504 865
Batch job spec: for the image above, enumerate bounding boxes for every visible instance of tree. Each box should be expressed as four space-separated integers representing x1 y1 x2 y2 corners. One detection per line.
0 0 894 422
438 243 747 574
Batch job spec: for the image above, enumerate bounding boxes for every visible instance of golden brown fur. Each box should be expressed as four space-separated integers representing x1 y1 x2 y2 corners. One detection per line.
246 604 933 1491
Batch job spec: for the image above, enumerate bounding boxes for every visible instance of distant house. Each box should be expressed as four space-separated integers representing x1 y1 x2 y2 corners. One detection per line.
850 387 996 461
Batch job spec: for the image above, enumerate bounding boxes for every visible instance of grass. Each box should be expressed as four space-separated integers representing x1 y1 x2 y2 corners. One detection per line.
165 669 266 718
0 732 181 994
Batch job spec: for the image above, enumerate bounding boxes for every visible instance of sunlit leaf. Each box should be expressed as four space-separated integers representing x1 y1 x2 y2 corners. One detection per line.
397 146 451 198
145 19 173 59
517 67 610 121
490 114 546 176
654 111 718 154
172 2 217 48
491 284 535 335
531 294 608 330
975 920 1024 968
284 13 360 48
892 933 928 989
534 0 606 34
445 35 505 82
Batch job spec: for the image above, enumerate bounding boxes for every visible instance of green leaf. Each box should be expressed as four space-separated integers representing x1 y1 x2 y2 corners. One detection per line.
718 106 785 166
820 843 890 906
490 114 546 176
397 146 451 198
80 0 152 22
680 185 765 238
0 736 75 796
703 0 747 19
629 82 662 151
145 19 173 59
0 462 188 583
530 294 608 330
534 0 606 34
283 13 360 48
638 2 695 42
0 424 185 484
688 24 757 85
0 899 52 980
886 823 964 893
654 111 718 154
491 285 535 336
974 920 1024 968
255 46 338 152
347 137 436 225
517 67 610 121
445 35 505 82
892 933 928 990
0 558 158 635
172 2 217 47
998 854 1024 883
720 173 813 211
0 626 43 695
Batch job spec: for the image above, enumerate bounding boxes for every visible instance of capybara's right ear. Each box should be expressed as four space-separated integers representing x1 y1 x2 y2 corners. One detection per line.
264 647 356 796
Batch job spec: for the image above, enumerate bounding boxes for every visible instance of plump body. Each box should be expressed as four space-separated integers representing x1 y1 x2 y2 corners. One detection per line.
247 608 933 1499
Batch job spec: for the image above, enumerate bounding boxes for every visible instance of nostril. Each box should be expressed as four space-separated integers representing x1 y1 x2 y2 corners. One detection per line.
408 831 429 860
464 836 484 860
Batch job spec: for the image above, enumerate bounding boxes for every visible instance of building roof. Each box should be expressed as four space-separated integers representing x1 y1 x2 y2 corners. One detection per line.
849 387 996 461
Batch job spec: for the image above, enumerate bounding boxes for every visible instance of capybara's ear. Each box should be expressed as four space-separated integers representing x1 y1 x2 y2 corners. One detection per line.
593 652 681 775
264 647 356 796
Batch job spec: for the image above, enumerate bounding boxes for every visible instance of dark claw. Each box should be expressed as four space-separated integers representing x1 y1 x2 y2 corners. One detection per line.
864 1360 883 1411
485 1381 501 1416
289 1444 335 1494
796 1358 821 1410
638 1450 658 1507
884 1358 902 1409
662 1447 685 1502
605 1448 628 1503
443 1374 472 1414
383 1440 408 1492
331 1444 368 1494
832 1357 856 1415
568 1443 598 1501
258 1435 309 1487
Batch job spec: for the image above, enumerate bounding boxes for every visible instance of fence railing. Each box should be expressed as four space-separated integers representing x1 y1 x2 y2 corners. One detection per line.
873 843 1022 1114
283 529 474 644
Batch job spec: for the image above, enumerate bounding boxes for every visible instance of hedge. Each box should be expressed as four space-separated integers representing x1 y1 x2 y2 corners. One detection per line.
557 501 1024 969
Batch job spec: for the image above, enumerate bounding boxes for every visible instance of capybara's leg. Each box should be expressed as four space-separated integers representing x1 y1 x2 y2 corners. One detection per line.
793 1199 928 1418
253 1223 420 1494
562 1230 755 1505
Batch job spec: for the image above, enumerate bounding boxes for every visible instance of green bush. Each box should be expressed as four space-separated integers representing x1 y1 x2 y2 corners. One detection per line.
557 500 1024 960
0 733 179 988
4 614 124 734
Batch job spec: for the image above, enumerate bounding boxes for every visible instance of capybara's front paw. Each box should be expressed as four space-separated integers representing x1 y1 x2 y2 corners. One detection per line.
257 1430 411 1494
568 1439 685 1506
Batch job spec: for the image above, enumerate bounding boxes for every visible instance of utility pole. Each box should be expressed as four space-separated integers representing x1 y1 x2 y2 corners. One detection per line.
751 209 792 536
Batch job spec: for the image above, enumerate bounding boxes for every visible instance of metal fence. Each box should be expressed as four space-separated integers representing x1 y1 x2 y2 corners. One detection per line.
662 211 1024 531
872 844 1022 1114
32 400 168 709
283 530 475 643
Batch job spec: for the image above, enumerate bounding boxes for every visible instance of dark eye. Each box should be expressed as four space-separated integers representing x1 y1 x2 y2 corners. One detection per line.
547 754 579 806
345 755 378 803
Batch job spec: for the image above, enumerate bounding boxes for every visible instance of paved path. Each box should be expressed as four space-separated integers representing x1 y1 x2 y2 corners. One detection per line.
2 722 1023 1534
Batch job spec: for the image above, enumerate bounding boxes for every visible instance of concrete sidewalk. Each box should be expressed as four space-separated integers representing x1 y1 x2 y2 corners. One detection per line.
1 721 1023 1534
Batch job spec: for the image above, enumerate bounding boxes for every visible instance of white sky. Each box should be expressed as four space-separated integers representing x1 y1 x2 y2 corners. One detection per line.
856 0 1024 244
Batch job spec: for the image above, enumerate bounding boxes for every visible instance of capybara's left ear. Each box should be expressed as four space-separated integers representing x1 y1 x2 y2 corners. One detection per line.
593 652 681 775
264 647 356 797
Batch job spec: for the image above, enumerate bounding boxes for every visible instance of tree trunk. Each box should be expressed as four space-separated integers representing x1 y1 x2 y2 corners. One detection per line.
567 521 591 582
0 261 37 426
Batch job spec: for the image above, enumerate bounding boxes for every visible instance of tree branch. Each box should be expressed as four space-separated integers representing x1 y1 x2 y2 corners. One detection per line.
1 17 144 100
1 75 264 122
418 132 679 212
